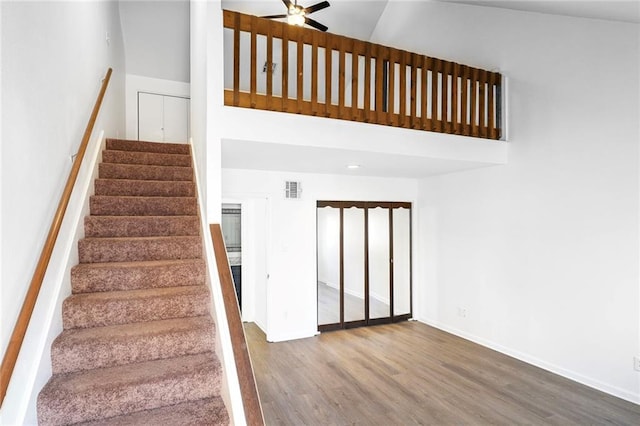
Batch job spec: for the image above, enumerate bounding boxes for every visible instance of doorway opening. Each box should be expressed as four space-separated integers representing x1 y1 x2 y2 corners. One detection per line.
316 201 412 331
221 204 242 309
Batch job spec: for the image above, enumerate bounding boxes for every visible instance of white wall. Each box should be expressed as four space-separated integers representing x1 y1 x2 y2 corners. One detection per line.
371 2 640 402
222 168 418 341
1 1 125 422
191 0 224 223
119 0 190 83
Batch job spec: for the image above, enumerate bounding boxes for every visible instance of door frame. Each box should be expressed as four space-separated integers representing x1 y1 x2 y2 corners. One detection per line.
316 200 413 332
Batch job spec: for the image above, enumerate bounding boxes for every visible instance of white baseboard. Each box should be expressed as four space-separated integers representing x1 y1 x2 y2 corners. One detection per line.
417 317 640 406
267 329 319 343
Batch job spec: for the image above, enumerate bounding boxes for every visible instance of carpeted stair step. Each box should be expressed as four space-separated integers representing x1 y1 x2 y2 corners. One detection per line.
62 285 211 329
38 139 229 425
78 236 202 263
37 352 222 426
102 149 192 167
106 138 190 155
51 316 215 374
71 259 206 293
84 215 200 238
77 396 229 426
94 178 196 197
90 195 198 216
99 163 193 181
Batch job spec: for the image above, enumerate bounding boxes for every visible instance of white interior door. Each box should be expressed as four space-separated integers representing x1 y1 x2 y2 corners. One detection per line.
163 95 189 142
138 92 164 141
138 92 189 142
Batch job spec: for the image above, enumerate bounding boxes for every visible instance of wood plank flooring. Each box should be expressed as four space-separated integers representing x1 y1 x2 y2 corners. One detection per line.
244 321 640 425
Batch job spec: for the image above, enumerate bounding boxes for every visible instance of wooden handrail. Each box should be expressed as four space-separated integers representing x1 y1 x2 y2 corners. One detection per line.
0 68 113 407
223 10 502 140
210 224 265 426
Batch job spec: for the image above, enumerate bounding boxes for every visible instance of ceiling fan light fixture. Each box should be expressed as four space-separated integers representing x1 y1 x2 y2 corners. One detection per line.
262 0 330 32
287 8 305 26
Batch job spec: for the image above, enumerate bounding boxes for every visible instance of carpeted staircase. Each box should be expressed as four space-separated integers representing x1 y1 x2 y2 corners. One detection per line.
37 139 229 425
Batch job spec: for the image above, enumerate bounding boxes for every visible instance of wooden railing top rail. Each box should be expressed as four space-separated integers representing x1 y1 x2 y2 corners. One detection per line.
210 224 265 426
0 68 113 407
223 10 502 140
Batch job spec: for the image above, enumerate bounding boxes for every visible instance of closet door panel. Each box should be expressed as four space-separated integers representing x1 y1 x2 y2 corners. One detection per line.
317 207 340 326
343 207 365 323
368 207 390 320
163 95 189 143
393 208 411 316
138 92 164 141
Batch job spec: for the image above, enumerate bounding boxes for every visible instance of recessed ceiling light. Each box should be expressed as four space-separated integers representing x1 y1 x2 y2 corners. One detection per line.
346 164 361 169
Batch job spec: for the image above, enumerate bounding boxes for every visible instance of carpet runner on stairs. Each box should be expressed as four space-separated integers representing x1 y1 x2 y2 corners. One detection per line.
37 139 229 425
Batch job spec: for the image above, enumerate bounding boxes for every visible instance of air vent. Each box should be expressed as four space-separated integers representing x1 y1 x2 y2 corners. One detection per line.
285 181 302 199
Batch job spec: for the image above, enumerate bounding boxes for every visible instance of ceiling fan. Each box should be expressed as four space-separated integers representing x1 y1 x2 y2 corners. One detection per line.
262 0 331 32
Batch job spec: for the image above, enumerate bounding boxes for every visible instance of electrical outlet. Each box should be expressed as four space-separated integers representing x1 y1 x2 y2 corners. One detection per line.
457 307 467 318
634 356 640 372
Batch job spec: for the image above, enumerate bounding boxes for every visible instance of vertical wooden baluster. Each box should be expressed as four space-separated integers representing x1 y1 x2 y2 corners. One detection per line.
311 30 318 115
430 58 438 132
351 40 359 121
442 62 450 133
388 49 396 126
399 50 406 128
488 72 496 139
339 37 346 119
420 55 428 130
478 69 486 138
266 23 273 110
470 67 478 137
460 65 468 135
325 33 331 117
250 15 257 108
364 42 371 122
375 45 384 125
233 13 240 106
496 73 502 140
282 23 289 112
410 53 418 129
297 32 303 113
452 63 459 134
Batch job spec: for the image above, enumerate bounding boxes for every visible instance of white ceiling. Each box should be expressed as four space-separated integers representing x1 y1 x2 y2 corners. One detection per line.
220 0 390 39
117 1 638 84
222 139 499 178
221 0 640 33
440 0 640 24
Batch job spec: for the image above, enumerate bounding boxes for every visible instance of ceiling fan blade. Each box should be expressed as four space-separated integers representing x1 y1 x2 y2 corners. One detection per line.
282 0 293 9
304 1 330 14
261 14 288 19
304 17 328 32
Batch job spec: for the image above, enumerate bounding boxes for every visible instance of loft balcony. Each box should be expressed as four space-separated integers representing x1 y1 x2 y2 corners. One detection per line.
223 10 504 141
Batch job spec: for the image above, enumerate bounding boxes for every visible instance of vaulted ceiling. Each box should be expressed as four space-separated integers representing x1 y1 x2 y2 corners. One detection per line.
221 0 640 34
220 0 389 40
117 1 639 83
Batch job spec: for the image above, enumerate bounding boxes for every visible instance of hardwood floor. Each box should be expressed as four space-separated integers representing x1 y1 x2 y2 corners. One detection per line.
245 321 640 425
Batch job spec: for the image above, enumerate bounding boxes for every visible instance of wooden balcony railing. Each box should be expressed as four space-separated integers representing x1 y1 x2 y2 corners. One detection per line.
223 10 502 140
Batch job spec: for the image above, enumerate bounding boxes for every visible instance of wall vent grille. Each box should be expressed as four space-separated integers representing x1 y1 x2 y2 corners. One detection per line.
285 181 302 199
